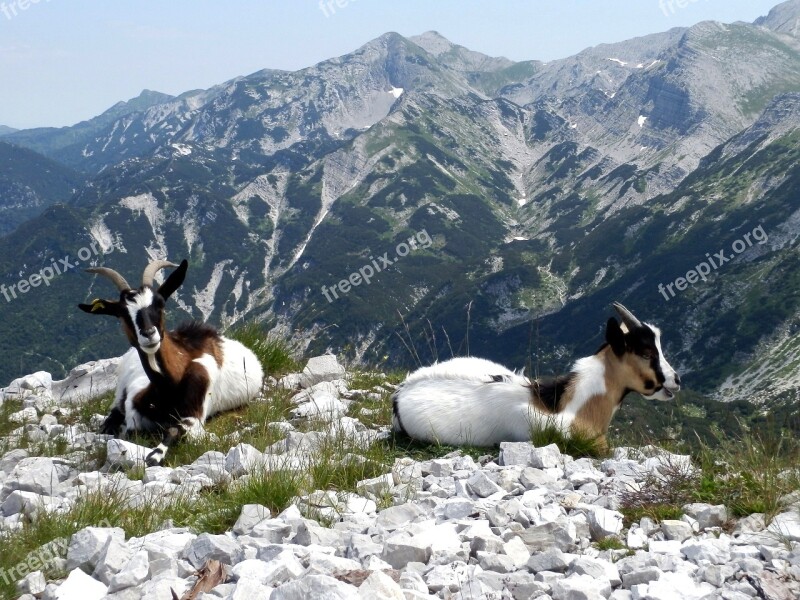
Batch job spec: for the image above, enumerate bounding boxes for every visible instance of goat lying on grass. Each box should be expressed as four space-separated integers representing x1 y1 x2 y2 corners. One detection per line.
79 260 264 466
392 303 680 448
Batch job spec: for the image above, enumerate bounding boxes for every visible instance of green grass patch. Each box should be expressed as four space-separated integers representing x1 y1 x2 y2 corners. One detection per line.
693 429 800 521
191 469 304 534
59 391 114 428
0 482 196 599
620 502 685 526
227 322 300 378
386 434 489 463
530 419 610 459
620 425 800 527
0 399 24 453
593 536 627 551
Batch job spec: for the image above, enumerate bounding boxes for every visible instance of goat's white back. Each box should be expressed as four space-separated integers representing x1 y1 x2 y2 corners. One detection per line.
402 356 517 385
206 338 264 417
393 356 535 446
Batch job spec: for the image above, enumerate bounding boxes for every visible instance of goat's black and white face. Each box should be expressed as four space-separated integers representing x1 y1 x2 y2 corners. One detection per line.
79 260 188 356
121 286 167 354
607 302 681 401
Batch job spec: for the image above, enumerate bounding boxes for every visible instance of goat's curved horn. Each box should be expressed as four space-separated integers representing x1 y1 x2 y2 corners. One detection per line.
613 302 643 330
86 267 131 292
142 260 178 287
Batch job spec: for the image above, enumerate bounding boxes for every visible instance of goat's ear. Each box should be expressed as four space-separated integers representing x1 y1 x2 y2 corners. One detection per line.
78 298 122 317
157 260 188 300
606 317 626 357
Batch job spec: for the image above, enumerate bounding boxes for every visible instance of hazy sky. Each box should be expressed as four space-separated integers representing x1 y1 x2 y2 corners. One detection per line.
0 0 782 129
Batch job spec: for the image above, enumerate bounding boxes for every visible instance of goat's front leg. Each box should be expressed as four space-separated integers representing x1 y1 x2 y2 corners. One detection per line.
146 422 187 466
145 417 207 466
145 366 209 466
100 391 127 437
100 407 125 436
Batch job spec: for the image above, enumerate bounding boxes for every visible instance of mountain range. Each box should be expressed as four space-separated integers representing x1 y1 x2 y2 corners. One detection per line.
1 1 800 413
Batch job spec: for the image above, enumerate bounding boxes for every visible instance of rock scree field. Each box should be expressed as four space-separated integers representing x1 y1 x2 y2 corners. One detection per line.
0 344 799 599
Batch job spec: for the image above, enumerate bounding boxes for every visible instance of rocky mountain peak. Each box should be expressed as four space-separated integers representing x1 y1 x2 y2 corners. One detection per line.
409 30 514 72
91 88 175 124
408 30 456 55
755 0 800 36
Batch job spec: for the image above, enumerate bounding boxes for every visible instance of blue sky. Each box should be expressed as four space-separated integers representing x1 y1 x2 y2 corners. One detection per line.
0 0 782 128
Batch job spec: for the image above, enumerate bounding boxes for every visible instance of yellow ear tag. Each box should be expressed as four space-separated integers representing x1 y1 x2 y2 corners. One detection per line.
90 299 106 312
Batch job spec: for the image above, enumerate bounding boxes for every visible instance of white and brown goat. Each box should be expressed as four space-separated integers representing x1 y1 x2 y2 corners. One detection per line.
79 260 264 466
392 303 680 447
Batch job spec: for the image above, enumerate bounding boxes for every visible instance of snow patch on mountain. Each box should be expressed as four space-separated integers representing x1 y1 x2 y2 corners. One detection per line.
171 143 192 156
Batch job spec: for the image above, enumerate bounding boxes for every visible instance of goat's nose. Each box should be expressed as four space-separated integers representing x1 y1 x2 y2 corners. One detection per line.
143 327 157 338
674 374 681 386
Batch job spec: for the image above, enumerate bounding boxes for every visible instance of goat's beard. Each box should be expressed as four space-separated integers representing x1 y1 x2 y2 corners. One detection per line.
138 340 161 354
643 387 676 401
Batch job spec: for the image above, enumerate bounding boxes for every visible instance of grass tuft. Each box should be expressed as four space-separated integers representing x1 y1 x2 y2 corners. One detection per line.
227 322 299 377
192 469 304 534
693 428 800 521
593 536 627 551
620 426 800 526
529 419 610 459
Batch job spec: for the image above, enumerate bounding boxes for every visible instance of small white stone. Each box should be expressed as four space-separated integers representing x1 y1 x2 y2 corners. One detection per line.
358 569 405 599
106 439 149 469
16 570 46 596
299 355 346 388
530 444 562 469
54 568 108 600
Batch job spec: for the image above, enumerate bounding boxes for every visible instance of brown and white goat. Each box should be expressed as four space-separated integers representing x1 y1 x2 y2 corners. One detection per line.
79 260 264 466
391 303 680 447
